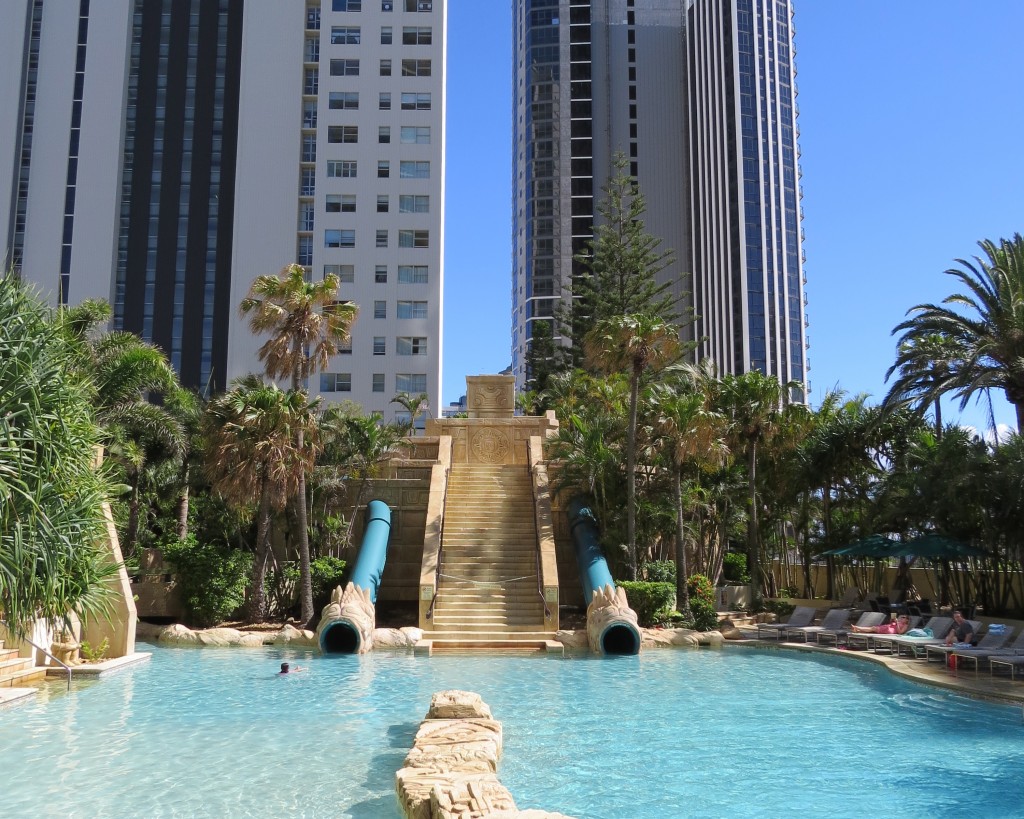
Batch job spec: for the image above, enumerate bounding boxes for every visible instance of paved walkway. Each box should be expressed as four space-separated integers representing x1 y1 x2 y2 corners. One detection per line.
735 628 1024 705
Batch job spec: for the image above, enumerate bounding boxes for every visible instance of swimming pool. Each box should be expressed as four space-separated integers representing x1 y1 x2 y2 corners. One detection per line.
2 644 1022 818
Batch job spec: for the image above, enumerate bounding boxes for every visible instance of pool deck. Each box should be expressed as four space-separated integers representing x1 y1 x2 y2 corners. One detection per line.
733 627 1024 705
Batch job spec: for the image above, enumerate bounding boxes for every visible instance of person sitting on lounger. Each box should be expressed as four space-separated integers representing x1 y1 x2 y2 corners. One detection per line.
849 614 910 634
945 610 974 646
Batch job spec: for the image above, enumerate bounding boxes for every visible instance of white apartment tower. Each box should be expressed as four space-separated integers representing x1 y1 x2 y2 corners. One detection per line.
511 0 807 398
0 0 446 424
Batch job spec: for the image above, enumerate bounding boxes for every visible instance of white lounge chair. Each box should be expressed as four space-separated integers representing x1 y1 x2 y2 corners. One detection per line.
756 606 817 640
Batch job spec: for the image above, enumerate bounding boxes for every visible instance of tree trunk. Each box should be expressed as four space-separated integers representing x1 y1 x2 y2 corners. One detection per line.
746 443 762 607
933 397 943 440
674 469 690 613
175 463 190 541
1015 399 1024 434
625 366 640 580
125 473 141 557
291 359 315 626
247 478 274 623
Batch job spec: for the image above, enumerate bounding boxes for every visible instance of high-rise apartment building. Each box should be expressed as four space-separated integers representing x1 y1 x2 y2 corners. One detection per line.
1 0 445 423
511 0 807 398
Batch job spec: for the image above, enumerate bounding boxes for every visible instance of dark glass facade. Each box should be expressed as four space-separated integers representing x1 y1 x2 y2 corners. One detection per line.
114 0 244 394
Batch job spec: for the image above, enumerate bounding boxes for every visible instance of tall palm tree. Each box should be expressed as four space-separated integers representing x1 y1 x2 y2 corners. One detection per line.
884 332 964 438
718 370 792 606
240 263 357 623
204 377 320 622
891 234 1024 430
584 314 681 579
648 382 728 612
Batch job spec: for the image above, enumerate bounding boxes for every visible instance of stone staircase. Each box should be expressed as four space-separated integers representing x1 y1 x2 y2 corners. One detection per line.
0 641 45 691
424 464 557 653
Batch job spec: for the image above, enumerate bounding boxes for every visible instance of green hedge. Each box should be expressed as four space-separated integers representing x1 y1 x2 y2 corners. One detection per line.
618 581 675 627
163 536 252 628
644 560 676 584
722 552 750 583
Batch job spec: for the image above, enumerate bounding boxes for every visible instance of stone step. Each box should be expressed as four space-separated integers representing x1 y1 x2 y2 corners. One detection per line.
422 630 557 641
0 667 46 688
0 656 33 673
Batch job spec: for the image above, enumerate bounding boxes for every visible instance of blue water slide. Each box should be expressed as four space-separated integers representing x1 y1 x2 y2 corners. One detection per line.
567 497 641 655
319 500 391 653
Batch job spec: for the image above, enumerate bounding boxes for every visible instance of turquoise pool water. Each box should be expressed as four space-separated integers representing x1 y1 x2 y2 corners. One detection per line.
1 644 1022 818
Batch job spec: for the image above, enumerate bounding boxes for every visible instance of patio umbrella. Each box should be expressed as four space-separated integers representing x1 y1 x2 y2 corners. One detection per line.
900 534 988 560
818 535 899 559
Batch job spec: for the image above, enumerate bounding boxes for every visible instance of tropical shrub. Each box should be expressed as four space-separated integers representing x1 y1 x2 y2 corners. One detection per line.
644 560 676 584
687 574 718 631
310 556 348 612
618 581 675 627
722 552 750 584
163 535 252 627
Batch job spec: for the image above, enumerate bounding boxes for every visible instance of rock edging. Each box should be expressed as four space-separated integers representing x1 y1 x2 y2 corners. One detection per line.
136 622 424 649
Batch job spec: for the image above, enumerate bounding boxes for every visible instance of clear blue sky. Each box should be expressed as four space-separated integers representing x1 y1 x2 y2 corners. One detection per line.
441 1 1024 432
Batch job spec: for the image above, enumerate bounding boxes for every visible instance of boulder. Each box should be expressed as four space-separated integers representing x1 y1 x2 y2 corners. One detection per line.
272 625 316 647
159 623 199 644
717 619 745 640
373 628 415 648
554 630 588 649
195 628 245 646
135 621 164 640
426 690 494 721
430 777 518 818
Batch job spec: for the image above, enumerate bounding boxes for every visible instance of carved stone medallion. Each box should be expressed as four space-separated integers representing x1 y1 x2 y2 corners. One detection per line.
470 428 510 463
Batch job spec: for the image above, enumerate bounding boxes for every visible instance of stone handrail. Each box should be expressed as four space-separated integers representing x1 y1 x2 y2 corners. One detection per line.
529 435 559 631
419 435 452 628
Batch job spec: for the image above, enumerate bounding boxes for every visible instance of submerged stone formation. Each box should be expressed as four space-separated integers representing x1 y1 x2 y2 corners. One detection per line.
395 690 573 819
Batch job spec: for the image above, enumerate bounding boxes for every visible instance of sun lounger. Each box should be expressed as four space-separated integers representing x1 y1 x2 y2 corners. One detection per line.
783 608 851 642
815 611 887 647
756 606 817 640
949 628 1024 674
844 616 922 651
870 617 955 657
924 624 1005 664
989 654 1024 681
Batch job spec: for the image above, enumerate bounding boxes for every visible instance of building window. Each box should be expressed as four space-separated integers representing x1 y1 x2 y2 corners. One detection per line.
330 59 360 76
375 265 388 283
303 100 318 128
378 126 391 143
325 263 355 283
401 59 431 76
402 26 432 45
306 6 321 29
327 160 357 177
399 194 429 213
372 373 385 393
405 0 431 11
320 372 352 392
304 37 320 63
399 161 430 179
325 229 355 248
376 229 389 248
381 0 393 9
377 194 390 212
399 230 429 248
373 336 386 355
301 168 316 196
398 264 428 284
401 92 431 110
378 160 390 178
303 68 319 95
298 236 313 266
329 91 359 109
328 125 359 143
397 336 427 355
333 0 362 11
327 194 356 213
379 92 391 110
338 338 353 354
331 26 361 44
400 126 430 144
396 373 427 393
380 58 392 76
299 203 315 231
374 300 387 319
397 300 428 319
301 134 317 162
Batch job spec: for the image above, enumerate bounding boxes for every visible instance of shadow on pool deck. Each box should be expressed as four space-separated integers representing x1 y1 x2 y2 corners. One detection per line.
733 627 1024 705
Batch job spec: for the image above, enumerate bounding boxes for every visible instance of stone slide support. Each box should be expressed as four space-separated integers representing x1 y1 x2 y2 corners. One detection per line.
316 500 391 654
567 497 641 655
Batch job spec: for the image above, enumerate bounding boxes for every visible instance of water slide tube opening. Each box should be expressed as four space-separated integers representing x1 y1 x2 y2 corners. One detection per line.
601 623 641 655
320 621 360 654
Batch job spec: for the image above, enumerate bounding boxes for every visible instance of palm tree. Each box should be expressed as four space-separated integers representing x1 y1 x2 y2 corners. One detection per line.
648 382 728 612
391 391 429 436
884 333 964 438
240 263 358 623
204 377 320 622
890 234 1024 430
584 314 681 579
718 370 792 606
0 275 118 637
